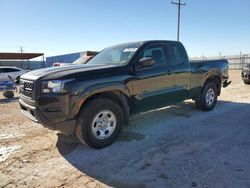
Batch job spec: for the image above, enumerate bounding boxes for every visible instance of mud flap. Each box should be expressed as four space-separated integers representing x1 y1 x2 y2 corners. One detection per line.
223 80 231 88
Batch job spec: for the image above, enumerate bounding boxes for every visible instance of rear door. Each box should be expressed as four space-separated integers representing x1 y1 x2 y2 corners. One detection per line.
162 42 191 101
131 43 177 113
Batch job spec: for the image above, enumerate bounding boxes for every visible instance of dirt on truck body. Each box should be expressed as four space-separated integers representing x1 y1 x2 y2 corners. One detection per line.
1 70 250 187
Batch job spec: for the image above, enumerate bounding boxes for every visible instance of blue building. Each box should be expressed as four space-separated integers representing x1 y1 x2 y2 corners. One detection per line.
46 52 82 67
46 51 98 67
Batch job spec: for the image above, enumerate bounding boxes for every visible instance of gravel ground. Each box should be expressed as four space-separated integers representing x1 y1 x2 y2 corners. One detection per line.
0 70 250 188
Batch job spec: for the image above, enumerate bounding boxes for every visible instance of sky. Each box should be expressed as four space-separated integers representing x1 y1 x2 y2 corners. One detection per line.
0 0 250 59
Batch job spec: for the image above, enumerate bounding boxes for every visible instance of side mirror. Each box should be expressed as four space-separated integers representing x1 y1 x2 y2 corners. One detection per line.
139 57 155 67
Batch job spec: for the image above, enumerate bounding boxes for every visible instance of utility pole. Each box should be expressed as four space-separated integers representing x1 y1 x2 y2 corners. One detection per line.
171 0 186 41
20 46 23 54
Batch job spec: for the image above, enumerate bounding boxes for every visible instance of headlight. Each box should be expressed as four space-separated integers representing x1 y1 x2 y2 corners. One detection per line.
42 80 70 94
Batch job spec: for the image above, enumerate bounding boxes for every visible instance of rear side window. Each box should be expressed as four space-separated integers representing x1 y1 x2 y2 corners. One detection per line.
169 43 186 65
2 68 20 73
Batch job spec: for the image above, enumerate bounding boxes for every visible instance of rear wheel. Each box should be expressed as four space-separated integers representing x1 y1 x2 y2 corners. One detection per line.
195 82 218 111
75 98 124 149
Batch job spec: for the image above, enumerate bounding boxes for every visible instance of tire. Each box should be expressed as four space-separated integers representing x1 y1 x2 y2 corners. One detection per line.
195 82 218 111
75 98 124 149
3 91 14 99
243 80 250 85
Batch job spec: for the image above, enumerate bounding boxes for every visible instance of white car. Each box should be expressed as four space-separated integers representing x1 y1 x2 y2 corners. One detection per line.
0 66 28 83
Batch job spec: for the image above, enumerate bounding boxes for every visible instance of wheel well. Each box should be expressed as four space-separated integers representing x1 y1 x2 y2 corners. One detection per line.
79 91 130 125
205 76 221 95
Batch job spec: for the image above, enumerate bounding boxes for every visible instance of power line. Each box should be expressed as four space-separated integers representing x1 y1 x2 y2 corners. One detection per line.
171 0 186 41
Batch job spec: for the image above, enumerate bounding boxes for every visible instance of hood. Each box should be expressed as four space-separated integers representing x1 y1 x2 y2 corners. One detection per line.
21 64 121 81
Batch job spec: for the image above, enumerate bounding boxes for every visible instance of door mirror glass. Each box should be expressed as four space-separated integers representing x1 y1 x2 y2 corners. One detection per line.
139 57 155 67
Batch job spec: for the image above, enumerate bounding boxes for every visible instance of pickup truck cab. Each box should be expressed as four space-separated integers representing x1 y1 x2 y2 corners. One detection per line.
19 40 230 148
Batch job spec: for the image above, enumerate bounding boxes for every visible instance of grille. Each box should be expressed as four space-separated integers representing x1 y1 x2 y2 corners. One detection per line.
20 80 34 99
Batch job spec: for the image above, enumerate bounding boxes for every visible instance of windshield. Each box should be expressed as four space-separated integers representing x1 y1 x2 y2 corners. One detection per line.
87 43 142 65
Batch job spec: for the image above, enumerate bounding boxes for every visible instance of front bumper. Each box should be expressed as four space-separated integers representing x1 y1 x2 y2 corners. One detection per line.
19 97 76 135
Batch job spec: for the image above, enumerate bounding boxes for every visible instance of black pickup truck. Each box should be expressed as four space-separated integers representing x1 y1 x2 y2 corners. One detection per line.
19 40 230 148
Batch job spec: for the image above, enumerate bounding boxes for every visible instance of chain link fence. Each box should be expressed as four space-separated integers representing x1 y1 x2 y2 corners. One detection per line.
191 53 250 70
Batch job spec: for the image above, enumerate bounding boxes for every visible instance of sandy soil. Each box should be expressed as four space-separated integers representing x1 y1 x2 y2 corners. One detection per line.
1 70 250 188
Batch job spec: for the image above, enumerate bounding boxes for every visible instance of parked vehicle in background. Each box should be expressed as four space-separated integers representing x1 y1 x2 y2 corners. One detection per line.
0 75 17 98
53 51 98 67
0 66 28 83
19 40 231 149
242 64 250 84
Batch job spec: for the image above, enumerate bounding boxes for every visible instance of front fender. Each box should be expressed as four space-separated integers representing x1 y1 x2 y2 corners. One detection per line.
76 82 130 111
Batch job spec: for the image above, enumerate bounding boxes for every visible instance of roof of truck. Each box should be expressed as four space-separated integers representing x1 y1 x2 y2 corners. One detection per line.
109 40 179 49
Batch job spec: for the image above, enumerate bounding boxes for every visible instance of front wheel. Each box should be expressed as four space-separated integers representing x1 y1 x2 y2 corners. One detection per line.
195 82 218 111
75 98 124 149
3 91 14 98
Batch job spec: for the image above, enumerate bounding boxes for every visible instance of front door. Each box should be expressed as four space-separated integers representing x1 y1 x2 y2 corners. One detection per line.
131 43 177 113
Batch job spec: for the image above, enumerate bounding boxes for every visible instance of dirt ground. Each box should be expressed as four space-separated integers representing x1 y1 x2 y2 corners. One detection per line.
1 70 250 188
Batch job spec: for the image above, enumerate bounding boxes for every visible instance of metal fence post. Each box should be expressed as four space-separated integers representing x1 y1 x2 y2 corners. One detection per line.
240 52 242 69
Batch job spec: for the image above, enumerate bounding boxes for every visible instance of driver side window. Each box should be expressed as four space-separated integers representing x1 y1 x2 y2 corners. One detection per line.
139 44 167 67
